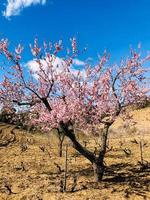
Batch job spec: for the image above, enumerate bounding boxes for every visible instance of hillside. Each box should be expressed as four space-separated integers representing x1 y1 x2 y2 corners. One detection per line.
0 107 150 200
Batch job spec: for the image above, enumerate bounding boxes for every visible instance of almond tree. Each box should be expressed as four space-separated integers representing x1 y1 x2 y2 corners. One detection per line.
0 38 149 181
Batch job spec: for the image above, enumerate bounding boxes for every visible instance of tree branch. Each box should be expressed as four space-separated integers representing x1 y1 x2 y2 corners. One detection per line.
12 100 39 107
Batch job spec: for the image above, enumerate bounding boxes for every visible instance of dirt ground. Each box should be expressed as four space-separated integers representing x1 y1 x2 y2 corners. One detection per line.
0 107 150 200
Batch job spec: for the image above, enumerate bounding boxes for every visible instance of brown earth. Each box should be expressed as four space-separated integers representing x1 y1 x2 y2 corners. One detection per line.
0 107 150 200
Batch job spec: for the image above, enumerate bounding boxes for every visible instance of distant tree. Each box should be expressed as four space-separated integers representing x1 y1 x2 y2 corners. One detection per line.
0 105 16 123
0 38 149 181
136 96 150 109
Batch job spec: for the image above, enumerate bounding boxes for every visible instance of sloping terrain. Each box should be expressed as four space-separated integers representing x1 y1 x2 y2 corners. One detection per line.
0 107 150 200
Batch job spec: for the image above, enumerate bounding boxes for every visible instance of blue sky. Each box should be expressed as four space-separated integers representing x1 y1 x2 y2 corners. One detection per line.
1 0 150 62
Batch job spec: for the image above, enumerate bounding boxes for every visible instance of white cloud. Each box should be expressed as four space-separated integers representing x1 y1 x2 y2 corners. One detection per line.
73 58 85 66
25 56 87 80
3 0 47 19
26 56 86 73
25 55 65 78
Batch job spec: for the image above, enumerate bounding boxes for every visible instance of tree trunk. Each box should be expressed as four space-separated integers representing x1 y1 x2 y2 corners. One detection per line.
57 128 65 157
93 124 110 181
59 121 111 182
58 139 63 157
60 121 95 163
93 161 105 182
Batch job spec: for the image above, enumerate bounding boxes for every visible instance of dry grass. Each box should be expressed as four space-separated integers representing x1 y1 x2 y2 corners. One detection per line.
0 108 150 200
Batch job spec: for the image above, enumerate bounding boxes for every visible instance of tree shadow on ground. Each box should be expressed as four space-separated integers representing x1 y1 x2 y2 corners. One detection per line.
70 162 150 198
104 163 150 198
69 166 93 178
